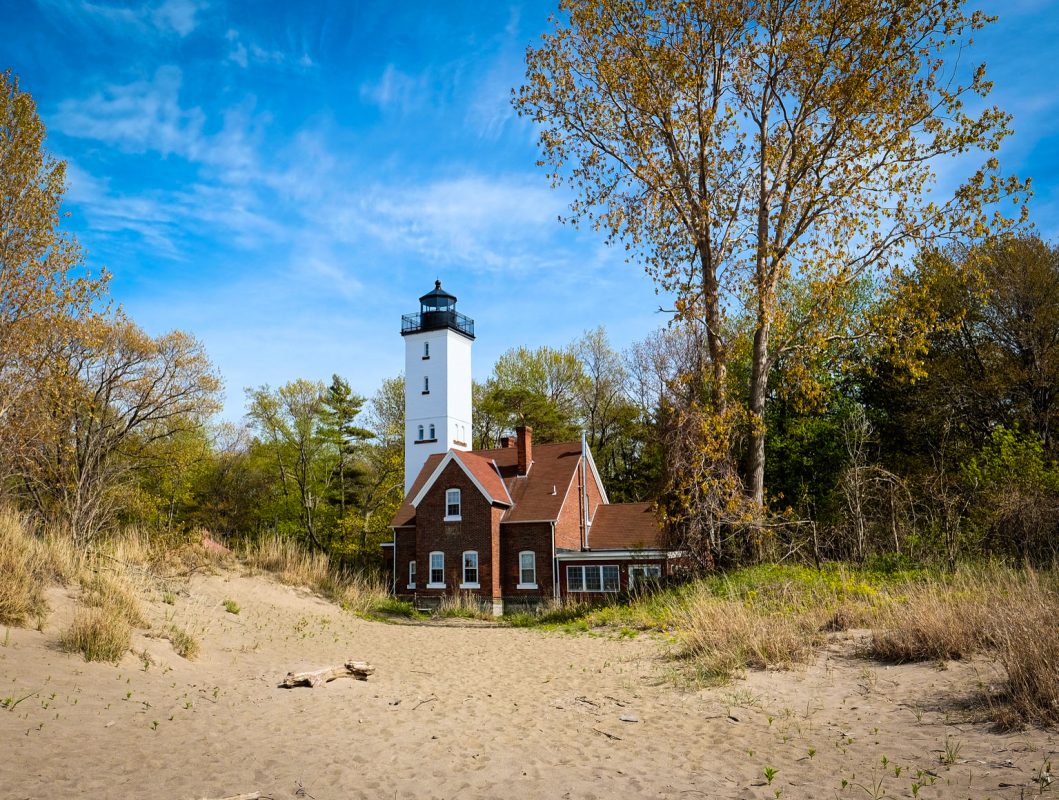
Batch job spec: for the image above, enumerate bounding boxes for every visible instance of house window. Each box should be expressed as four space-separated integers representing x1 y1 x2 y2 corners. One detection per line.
518 551 537 588
423 342 430 359
423 376 430 394
445 488 461 520
417 425 424 441
461 551 479 588
629 564 662 589
429 423 436 439
567 565 584 592
428 551 444 587
408 560 416 589
566 565 620 593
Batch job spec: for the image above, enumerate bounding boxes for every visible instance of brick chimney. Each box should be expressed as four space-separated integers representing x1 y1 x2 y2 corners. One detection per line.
499 436 515 449
516 425 533 475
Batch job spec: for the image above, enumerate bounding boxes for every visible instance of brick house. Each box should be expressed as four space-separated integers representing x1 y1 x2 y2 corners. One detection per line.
382 281 677 615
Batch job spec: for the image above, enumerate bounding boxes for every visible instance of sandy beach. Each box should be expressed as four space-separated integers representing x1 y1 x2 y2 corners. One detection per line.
2 570 1055 799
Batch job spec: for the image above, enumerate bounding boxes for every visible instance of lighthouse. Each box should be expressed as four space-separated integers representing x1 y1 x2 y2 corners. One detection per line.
400 280 474 493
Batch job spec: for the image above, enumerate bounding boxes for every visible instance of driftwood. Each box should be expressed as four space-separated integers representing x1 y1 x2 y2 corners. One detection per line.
281 660 375 688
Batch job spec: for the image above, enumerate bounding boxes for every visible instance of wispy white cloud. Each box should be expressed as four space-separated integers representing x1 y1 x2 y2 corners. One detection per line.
224 28 314 71
53 66 205 158
359 64 434 114
37 0 208 38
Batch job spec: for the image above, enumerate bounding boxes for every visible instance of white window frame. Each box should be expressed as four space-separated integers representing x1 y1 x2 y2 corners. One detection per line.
629 563 662 589
517 551 537 589
429 423 436 439
417 425 424 441
407 560 416 589
460 550 479 589
444 488 461 521
423 342 430 359
423 375 430 393
427 551 445 588
566 565 620 593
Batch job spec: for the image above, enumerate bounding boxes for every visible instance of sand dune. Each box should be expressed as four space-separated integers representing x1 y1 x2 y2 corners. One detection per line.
1 571 1055 799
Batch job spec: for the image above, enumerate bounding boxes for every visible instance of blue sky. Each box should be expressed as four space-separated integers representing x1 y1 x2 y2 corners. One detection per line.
4 0 1059 419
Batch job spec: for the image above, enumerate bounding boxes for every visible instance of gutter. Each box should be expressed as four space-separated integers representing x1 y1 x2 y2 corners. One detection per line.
550 521 558 602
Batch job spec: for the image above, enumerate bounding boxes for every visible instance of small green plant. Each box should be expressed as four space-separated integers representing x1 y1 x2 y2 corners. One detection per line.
161 592 176 605
222 599 240 615
911 782 920 798
166 625 199 660
941 735 962 766
807 747 816 760
150 719 159 730
763 766 778 785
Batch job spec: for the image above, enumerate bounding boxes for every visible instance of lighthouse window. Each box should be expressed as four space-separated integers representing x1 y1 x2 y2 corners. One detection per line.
423 342 430 359
429 423 436 439
423 376 429 394
417 425 424 440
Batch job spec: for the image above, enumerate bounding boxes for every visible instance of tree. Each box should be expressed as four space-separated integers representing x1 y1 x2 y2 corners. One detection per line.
246 380 336 551
322 374 372 524
0 70 107 488
353 376 406 560
476 345 586 443
517 0 1025 554
19 317 221 542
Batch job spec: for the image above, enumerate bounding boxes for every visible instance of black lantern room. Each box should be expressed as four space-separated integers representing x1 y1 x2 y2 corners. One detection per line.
401 279 475 339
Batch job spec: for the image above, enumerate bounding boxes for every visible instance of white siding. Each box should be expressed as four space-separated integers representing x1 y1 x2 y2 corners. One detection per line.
404 327 473 492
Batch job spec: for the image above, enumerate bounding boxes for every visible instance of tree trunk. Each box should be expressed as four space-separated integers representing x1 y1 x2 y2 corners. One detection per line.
746 318 770 562
699 246 727 413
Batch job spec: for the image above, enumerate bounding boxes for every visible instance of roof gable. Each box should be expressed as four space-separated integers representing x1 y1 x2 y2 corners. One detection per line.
410 450 512 509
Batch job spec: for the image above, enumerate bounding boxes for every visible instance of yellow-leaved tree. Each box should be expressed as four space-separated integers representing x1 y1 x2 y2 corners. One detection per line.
516 0 1027 562
0 70 108 486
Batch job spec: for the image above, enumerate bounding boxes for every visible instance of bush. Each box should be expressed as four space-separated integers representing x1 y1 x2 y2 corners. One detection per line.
60 607 131 662
223 598 240 614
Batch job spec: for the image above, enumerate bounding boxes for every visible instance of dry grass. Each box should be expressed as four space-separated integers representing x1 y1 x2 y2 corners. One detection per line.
243 535 387 612
867 579 991 663
0 509 48 627
80 572 147 628
672 586 824 683
244 536 331 586
60 607 131 662
978 569 1059 728
436 591 493 619
862 566 1059 727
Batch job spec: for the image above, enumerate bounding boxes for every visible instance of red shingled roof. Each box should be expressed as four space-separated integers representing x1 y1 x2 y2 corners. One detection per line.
390 441 585 528
587 502 662 550
454 450 512 506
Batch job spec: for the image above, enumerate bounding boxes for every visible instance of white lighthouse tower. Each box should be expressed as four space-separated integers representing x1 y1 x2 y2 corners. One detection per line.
401 280 474 493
